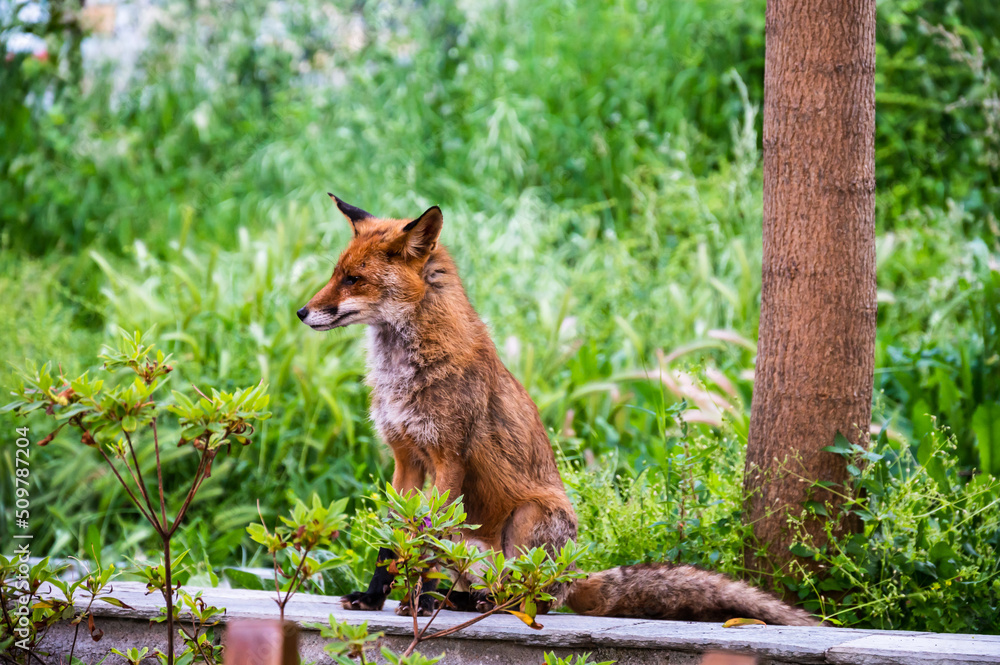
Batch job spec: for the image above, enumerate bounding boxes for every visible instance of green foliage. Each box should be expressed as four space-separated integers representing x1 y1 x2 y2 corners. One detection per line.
152 590 225 665
311 487 590 661
561 440 748 578
111 647 151 665
3 329 270 538
246 493 352 619
0 555 123 665
312 617 382 664
2 329 269 664
1 0 998 638
371 486 586 626
789 430 1000 633
378 649 443 665
543 654 616 665
875 3 1000 223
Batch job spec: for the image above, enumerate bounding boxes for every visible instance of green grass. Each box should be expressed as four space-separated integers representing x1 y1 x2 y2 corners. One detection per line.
1 0 998 634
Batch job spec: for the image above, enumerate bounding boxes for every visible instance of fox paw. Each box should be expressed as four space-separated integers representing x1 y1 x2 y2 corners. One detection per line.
441 590 493 613
395 593 435 617
341 591 387 611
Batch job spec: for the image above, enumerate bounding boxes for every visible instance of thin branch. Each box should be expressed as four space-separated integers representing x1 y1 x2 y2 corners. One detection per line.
152 418 168 528
0 586 16 634
416 596 521 642
96 445 158 531
280 545 313 612
68 589 99 665
408 566 419 641
416 583 456 640
67 622 82 665
168 446 211 537
180 621 214 665
27 650 51 665
272 551 283 621
163 537 176 665
122 429 161 531
402 580 459 656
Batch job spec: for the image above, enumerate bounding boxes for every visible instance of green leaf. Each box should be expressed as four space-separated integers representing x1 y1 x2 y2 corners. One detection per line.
246 523 269 544
223 568 267 591
98 597 135 610
972 402 1000 476
0 400 29 414
822 432 853 456
916 437 949 491
804 500 828 517
121 415 138 432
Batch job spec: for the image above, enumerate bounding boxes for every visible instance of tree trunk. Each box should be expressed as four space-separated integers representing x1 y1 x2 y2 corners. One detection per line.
743 0 877 580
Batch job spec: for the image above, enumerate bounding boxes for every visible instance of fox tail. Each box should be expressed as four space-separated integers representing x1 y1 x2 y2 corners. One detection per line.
565 563 817 626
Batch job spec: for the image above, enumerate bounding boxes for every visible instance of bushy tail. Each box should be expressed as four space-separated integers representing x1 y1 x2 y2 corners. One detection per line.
565 563 817 626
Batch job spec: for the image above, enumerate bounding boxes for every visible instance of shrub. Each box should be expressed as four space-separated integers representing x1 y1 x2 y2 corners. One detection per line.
789 430 999 633
3 329 270 664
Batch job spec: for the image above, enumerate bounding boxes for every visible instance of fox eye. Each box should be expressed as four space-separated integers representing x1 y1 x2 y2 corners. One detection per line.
343 275 359 286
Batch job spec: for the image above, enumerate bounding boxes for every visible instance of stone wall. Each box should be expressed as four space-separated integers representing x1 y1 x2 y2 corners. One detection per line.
32 582 1000 665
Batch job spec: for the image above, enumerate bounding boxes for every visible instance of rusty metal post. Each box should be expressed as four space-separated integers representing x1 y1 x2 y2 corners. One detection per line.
223 620 299 665
701 653 757 665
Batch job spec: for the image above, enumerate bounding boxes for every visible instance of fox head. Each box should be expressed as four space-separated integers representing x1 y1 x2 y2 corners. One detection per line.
297 194 445 330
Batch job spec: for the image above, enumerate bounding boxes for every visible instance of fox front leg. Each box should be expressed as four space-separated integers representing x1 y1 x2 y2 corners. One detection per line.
394 571 438 617
342 448 427 612
394 453 465 616
341 547 397 611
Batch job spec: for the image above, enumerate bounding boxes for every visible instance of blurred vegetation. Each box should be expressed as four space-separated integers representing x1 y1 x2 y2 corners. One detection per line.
0 0 998 633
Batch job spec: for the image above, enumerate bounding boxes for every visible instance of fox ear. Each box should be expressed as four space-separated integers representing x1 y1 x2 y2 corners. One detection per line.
398 206 443 260
329 193 373 237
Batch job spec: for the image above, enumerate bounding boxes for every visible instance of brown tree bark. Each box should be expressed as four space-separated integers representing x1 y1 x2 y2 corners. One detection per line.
743 0 877 580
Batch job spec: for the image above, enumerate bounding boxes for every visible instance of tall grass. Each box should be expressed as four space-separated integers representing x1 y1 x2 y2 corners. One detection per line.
0 0 998 633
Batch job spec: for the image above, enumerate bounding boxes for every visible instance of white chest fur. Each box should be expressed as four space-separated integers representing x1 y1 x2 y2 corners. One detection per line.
365 326 440 446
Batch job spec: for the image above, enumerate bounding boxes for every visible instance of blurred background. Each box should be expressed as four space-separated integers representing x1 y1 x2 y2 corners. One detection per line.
1 0 998 633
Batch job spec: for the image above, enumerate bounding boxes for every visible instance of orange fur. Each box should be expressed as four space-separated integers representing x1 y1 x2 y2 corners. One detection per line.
299 196 816 626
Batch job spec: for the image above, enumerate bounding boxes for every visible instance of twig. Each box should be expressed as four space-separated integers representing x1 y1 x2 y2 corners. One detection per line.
180 621 214 665
416 584 456 640
95 445 158 531
277 545 313 621
272 553 283 620
153 418 168 527
407 564 419 642
27 650 51 665
163 537 175 665
122 430 162 530
415 597 521 642
0 584 16 634
67 588 99 665
401 594 522 657
168 445 211 537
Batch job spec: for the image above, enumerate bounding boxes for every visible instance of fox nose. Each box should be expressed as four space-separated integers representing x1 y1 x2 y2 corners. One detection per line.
296 307 309 321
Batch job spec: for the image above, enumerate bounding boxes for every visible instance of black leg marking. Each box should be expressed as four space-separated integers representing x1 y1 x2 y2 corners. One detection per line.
396 576 438 616
341 547 396 611
442 590 493 613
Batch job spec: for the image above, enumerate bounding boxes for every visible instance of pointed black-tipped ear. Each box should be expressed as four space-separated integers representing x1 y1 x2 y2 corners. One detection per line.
328 193 373 236
398 206 443 260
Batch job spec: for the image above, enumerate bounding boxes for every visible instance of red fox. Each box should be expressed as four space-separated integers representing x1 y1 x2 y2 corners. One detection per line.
297 196 816 626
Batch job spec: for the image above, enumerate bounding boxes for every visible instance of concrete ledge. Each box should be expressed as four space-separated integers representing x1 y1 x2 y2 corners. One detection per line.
37 582 1000 664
